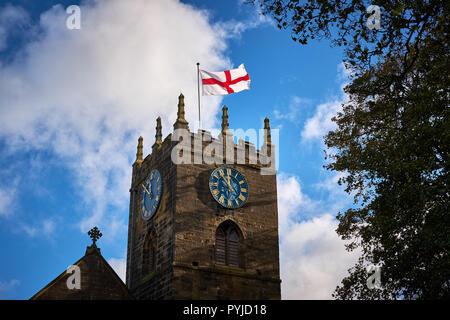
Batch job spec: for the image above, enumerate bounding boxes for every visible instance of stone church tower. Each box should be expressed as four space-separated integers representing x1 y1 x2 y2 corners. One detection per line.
126 94 281 299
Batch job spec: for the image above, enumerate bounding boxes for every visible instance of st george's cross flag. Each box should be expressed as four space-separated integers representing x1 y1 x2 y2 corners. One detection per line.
199 64 250 96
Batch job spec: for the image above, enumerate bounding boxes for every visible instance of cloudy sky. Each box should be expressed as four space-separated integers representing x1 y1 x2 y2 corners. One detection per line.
0 0 360 299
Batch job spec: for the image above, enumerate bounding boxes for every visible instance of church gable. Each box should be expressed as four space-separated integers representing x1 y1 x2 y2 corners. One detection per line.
31 228 134 300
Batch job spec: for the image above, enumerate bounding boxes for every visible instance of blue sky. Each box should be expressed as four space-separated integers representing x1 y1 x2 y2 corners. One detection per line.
0 0 360 299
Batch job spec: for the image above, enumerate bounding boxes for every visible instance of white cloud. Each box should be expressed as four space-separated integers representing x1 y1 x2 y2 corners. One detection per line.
0 186 15 217
301 98 344 142
18 218 57 238
277 172 360 299
274 96 311 124
0 0 233 236
277 173 315 234
280 214 360 299
0 279 20 298
301 63 352 143
215 10 273 40
108 257 126 283
313 171 356 215
218 0 274 39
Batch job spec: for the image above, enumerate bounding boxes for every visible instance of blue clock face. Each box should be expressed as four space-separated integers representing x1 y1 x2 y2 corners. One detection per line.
209 166 249 209
140 169 162 220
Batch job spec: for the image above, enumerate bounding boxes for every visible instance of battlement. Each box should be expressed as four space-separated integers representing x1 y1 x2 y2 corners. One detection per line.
133 93 276 175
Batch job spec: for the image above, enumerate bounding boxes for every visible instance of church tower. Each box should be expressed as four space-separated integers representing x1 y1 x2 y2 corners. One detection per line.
125 94 281 299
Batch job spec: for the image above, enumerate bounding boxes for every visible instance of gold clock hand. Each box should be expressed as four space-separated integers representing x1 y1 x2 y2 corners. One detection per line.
226 175 235 192
142 184 150 195
219 170 233 191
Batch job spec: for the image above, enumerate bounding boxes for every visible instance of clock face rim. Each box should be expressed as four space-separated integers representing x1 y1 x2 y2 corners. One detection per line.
209 166 249 209
140 169 162 221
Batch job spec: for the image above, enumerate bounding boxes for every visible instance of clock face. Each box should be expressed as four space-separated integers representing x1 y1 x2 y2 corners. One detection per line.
209 166 249 209
140 169 162 220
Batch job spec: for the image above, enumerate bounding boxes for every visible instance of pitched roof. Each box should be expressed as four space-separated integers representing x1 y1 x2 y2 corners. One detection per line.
30 246 134 300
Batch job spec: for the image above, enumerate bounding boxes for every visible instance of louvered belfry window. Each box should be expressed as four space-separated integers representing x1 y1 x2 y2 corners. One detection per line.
227 229 240 267
215 228 226 265
215 222 242 267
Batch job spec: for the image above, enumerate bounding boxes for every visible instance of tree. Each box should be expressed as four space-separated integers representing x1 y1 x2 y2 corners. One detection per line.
251 0 450 298
327 31 449 299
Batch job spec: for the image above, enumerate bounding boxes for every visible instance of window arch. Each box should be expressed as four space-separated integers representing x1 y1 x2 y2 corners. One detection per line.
215 221 243 268
142 232 157 276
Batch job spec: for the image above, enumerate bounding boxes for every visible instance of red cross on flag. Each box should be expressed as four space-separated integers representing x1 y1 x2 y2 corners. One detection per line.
199 64 251 96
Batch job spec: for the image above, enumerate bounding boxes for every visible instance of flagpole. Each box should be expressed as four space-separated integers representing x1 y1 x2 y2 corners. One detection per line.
196 62 201 129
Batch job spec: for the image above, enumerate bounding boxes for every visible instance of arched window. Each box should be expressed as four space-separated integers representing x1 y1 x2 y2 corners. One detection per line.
142 233 157 276
215 221 243 268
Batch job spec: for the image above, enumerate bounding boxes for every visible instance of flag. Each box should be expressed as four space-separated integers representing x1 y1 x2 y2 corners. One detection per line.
199 64 250 96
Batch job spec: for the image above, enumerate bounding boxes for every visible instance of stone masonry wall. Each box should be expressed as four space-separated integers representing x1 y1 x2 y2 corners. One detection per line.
127 135 177 300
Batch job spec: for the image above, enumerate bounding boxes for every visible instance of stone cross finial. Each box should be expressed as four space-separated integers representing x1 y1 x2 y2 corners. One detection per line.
88 226 102 247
